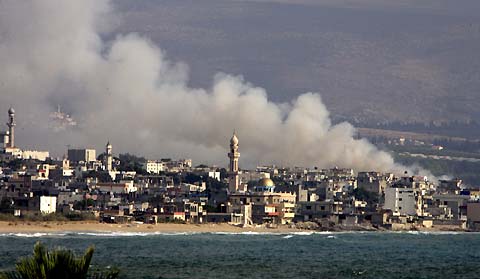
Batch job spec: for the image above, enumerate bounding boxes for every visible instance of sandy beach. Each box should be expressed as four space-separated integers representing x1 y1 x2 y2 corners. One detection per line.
0 221 305 234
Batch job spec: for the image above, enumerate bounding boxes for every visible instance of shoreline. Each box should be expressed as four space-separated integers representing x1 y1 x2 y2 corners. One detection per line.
0 221 473 234
0 221 304 234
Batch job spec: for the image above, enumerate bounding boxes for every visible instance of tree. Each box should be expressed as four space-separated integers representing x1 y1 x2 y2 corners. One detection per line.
350 188 379 205
0 242 119 279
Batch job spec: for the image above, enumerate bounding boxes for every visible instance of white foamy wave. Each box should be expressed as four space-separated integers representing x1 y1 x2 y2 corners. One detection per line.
75 231 199 237
291 231 314 236
0 232 67 238
210 231 279 235
389 230 474 235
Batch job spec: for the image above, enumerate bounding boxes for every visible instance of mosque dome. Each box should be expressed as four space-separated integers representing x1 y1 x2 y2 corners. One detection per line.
230 133 239 145
258 178 275 187
8 107 15 114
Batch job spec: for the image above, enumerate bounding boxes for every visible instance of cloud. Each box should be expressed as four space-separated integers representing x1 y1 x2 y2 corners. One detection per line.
0 0 426 176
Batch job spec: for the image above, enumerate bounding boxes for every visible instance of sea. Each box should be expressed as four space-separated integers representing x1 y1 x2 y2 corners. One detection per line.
0 231 479 279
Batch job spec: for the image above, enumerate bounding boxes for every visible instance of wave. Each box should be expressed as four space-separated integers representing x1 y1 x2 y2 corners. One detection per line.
390 230 472 235
0 230 475 238
0 232 68 238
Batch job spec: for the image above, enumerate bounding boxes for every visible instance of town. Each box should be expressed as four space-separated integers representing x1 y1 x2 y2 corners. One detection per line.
1 108 479 231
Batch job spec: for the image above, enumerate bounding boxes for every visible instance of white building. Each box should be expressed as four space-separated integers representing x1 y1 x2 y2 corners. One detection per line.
22 150 50 161
40 196 57 214
144 160 166 174
384 187 416 216
208 171 221 181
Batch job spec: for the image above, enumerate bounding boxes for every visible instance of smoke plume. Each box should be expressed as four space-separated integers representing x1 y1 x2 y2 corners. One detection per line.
0 0 422 175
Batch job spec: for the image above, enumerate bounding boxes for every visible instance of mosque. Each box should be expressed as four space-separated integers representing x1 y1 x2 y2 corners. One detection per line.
0 107 16 151
0 107 49 161
226 133 296 225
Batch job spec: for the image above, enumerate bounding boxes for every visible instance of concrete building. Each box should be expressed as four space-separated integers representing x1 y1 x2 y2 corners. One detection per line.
144 160 166 174
296 200 344 221
96 181 137 194
68 148 96 163
0 131 9 150
105 141 113 172
6 107 15 148
228 178 296 224
384 187 416 216
357 172 390 194
21 150 50 161
39 196 57 214
432 194 470 220
228 133 241 193
467 202 480 229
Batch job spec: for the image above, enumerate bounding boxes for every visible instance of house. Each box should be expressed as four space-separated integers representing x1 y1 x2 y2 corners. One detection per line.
384 187 416 216
39 196 57 214
467 202 480 230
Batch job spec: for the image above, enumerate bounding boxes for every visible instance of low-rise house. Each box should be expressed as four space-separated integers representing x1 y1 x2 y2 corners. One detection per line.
466 202 480 230
96 181 137 194
296 200 343 221
432 194 470 220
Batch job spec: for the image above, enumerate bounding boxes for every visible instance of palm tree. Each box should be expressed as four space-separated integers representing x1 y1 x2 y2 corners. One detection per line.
0 242 119 279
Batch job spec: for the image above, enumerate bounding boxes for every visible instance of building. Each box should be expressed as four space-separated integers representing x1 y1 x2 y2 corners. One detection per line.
6 107 15 148
21 150 50 161
228 178 296 224
228 133 241 193
144 160 166 174
0 131 9 150
68 148 97 163
39 196 57 214
96 181 137 194
384 187 416 216
105 141 113 172
296 200 344 221
432 194 470 220
467 202 480 230
357 172 390 194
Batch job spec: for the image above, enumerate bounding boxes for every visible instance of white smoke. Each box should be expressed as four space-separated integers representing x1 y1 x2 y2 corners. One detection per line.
0 0 424 175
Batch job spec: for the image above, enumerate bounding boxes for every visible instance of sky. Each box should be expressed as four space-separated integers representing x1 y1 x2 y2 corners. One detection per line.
114 0 480 124
0 0 476 176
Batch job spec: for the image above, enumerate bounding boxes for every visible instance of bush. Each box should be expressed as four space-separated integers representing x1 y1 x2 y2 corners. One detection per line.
0 242 119 279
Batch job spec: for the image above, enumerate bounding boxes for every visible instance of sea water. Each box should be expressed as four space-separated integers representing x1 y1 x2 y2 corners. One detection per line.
0 231 479 279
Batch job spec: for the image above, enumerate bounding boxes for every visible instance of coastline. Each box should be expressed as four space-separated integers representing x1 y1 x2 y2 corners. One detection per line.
0 221 305 234
0 221 472 234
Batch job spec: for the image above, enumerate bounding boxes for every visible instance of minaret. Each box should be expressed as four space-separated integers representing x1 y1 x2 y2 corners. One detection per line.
6 107 16 148
105 141 113 171
62 155 70 170
228 132 240 193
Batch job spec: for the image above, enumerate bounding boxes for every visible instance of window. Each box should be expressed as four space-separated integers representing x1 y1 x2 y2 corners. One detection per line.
399 198 402 201
399 207 402 210
306 206 312 210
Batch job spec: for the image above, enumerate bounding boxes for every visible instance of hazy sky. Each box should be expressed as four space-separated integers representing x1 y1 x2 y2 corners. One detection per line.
113 0 480 123
0 0 475 177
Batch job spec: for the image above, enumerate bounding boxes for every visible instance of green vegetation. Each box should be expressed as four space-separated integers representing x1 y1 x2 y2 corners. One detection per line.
117 153 147 174
0 207 97 222
349 188 380 205
73 199 95 211
0 242 119 279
